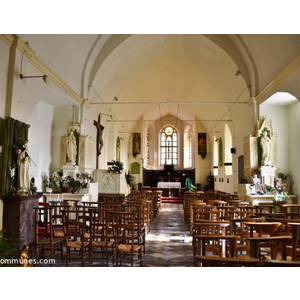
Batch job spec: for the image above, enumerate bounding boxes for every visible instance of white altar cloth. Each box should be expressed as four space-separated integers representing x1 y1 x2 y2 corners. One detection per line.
157 182 181 189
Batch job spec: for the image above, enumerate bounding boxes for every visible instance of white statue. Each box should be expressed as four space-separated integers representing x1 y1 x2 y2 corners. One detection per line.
17 142 31 189
66 130 77 165
260 130 272 166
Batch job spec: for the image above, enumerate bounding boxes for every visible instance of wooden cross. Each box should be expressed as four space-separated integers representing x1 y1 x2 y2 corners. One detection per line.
93 114 105 169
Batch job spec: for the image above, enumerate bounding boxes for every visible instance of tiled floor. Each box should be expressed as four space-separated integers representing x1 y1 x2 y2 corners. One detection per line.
143 203 194 267
41 202 194 267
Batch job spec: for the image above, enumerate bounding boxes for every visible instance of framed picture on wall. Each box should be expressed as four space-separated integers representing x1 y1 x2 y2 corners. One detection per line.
198 133 207 159
133 133 141 158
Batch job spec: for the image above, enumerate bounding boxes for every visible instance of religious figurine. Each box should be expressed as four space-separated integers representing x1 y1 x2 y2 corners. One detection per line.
66 130 77 165
17 142 31 189
20 245 31 267
94 114 105 169
132 133 141 158
260 130 272 166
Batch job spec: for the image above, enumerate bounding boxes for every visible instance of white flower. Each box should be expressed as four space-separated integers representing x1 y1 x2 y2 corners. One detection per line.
10 167 15 179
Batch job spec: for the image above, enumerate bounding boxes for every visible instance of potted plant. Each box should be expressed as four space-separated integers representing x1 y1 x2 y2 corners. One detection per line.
125 172 136 190
273 192 289 205
107 160 124 174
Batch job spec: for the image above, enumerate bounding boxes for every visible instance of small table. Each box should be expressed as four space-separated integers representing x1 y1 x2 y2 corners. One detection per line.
245 221 282 237
281 204 300 219
229 218 265 235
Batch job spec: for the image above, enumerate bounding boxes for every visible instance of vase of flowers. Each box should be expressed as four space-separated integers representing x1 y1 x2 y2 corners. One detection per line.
265 184 275 195
273 192 289 205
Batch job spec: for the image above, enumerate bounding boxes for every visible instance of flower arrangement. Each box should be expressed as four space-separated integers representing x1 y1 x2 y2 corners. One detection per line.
273 192 289 205
265 184 274 192
13 142 31 163
9 165 16 180
17 188 29 196
7 165 17 195
279 173 289 181
275 183 287 192
43 170 94 193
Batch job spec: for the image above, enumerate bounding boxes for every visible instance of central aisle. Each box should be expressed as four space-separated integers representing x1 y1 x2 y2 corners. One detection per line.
143 203 194 267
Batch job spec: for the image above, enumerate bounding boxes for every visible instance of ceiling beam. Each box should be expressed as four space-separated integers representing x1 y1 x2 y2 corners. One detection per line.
256 52 300 104
107 119 232 122
0 34 92 108
91 101 247 105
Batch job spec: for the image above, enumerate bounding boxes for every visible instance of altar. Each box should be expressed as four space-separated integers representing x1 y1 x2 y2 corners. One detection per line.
244 194 296 206
157 182 181 189
43 182 99 204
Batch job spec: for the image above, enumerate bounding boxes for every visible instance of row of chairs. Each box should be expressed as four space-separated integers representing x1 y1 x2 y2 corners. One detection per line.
34 198 154 267
185 196 300 266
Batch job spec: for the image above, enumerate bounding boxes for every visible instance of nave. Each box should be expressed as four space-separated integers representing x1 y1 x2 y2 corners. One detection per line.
41 203 194 267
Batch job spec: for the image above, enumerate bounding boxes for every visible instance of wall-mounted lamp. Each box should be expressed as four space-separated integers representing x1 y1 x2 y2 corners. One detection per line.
0 145 2 153
20 74 49 85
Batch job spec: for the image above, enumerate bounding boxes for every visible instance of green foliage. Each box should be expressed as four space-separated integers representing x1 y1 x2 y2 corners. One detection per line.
189 184 197 192
108 160 124 174
0 230 20 267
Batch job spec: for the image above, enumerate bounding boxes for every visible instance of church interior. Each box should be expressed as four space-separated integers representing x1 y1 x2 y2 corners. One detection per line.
2 32 300 276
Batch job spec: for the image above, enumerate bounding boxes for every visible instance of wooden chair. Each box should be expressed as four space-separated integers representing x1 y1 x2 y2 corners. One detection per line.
63 211 90 266
124 201 147 253
229 217 264 258
247 235 292 260
207 199 227 207
135 197 152 233
192 221 230 265
34 206 63 265
88 208 114 266
109 211 143 267
195 234 240 258
49 203 70 240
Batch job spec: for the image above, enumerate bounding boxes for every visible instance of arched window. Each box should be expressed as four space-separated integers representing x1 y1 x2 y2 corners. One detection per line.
160 125 178 166
213 135 219 175
224 123 233 175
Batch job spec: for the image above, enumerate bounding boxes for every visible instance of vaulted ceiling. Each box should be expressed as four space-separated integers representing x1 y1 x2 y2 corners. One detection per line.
15 34 300 133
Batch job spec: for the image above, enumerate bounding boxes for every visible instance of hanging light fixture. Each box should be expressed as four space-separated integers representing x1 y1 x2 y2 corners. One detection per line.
20 73 49 85
20 51 49 85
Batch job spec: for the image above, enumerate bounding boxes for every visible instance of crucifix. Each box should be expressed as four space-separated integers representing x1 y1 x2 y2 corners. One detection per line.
94 114 105 169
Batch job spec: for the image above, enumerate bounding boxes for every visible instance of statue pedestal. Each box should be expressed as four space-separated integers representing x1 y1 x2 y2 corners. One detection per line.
95 169 128 196
260 166 276 186
62 163 79 178
1 195 42 257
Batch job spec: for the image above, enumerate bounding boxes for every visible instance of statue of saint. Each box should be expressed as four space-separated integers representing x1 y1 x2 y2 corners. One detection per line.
260 130 272 166
20 245 31 267
17 142 31 189
66 130 77 165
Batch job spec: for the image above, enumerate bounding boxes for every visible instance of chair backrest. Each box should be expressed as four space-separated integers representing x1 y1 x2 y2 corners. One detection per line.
63 213 87 247
89 208 110 241
109 212 137 247
34 206 53 240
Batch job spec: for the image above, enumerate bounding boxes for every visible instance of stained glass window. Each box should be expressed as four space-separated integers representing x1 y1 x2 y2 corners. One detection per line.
160 126 178 166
